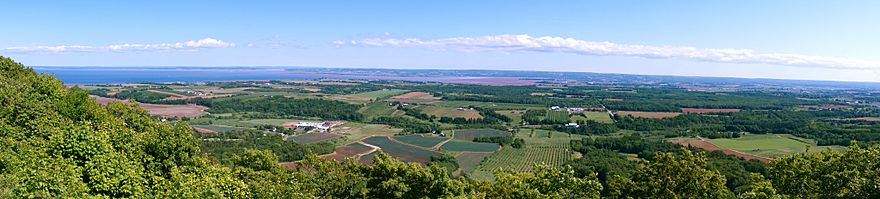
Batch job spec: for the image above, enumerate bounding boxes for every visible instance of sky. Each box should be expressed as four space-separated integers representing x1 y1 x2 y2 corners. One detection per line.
2 0 880 82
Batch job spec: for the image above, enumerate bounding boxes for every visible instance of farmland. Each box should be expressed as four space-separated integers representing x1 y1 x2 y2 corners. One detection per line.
289 133 341 144
440 141 500 152
361 136 440 164
419 106 483 119
353 89 409 99
707 134 845 158
681 108 742 113
582 111 614 123
392 134 450 148
452 129 512 141
615 111 681 118
470 143 573 180
323 142 375 161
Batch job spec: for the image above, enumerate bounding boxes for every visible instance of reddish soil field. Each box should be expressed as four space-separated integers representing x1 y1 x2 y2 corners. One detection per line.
672 139 771 163
615 111 681 119
91 96 208 117
323 142 375 161
192 126 216 134
681 108 742 114
390 92 432 99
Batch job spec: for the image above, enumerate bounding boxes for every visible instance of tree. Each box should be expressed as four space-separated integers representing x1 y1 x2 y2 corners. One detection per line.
767 143 880 198
478 164 602 199
607 150 733 198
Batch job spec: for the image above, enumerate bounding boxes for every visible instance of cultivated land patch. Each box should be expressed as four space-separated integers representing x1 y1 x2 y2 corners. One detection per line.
362 136 440 164
454 152 493 176
392 134 450 148
323 142 375 161
615 111 681 119
440 141 500 152
390 91 433 99
92 96 208 117
670 138 771 162
353 89 409 99
290 133 340 144
681 108 742 114
452 129 512 141
419 106 483 119
191 125 247 133
848 117 880 121
707 134 844 158
470 143 573 180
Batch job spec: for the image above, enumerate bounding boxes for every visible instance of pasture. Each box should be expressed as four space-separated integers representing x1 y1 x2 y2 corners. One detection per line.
191 125 247 133
454 152 493 176
352 89 408 99
708 134 845 158
583 111 614 123
323 142 375 161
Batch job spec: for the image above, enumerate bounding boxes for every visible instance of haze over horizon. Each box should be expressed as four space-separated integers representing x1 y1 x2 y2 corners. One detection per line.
3 0 880 82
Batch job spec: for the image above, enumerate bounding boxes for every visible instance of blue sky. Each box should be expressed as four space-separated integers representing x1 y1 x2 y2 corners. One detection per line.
2 0 880 82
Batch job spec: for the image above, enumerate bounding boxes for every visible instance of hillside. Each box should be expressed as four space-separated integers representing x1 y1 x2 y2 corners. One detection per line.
2 56 880 198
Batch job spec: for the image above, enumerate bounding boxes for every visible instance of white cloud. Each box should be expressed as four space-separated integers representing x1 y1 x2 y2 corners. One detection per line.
3 38 235 53
337 34 880 70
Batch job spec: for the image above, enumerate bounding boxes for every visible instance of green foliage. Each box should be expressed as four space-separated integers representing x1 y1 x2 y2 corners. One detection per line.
607 150 733 198
478 164 602 198
197 95 363 120
767 144 880 198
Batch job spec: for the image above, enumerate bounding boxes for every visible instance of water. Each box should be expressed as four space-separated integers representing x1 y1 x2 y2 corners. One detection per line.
33 67 325 84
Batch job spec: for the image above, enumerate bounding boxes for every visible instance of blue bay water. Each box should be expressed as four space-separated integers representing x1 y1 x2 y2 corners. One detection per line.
33 67 323 84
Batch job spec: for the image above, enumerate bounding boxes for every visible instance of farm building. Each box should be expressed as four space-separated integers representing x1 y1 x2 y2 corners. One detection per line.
282 121 343 132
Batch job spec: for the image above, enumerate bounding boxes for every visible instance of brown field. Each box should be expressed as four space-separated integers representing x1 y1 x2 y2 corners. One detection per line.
192 126 216 134
322 142 376 161
681 108 741 114
671 139 771 162
92 96 208 117
849 117 880 121
390 92 433 99
615 111 681 118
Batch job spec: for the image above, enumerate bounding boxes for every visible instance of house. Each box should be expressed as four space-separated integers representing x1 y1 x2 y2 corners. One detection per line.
565 123 580 128
550 106 561 110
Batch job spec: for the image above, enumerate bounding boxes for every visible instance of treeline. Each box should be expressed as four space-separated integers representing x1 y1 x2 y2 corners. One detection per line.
473 136 525 148
199 130 334 163
614 110 880 145
587 88 821 111
193 96 363 120
569 134 767 193
555 120 618 135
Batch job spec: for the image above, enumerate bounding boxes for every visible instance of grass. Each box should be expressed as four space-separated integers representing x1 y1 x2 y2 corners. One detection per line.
191 125 248 132
440 141 500 152
393 134 450 148
516 129 586 145
583 111 614 123
419 106 483 119
358 102 397 121
353 89 409 99
496 110 524 125
708 134 845 158
455 152 493 176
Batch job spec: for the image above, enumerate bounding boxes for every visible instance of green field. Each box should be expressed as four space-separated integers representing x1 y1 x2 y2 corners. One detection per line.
469 143 573 180
708 134 845 158
353 89 408 99
393 134 450 148
440 141 500 152
544 110 570 123
583 111 614 123
290 133 340 144
454 152 493 176
335 122 402 144
191 125 248 132
496 110 524 125
359 102 397 121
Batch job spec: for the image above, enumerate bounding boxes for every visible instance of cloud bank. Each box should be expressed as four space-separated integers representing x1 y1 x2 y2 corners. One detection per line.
4 38 235 53
336 34 879 70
